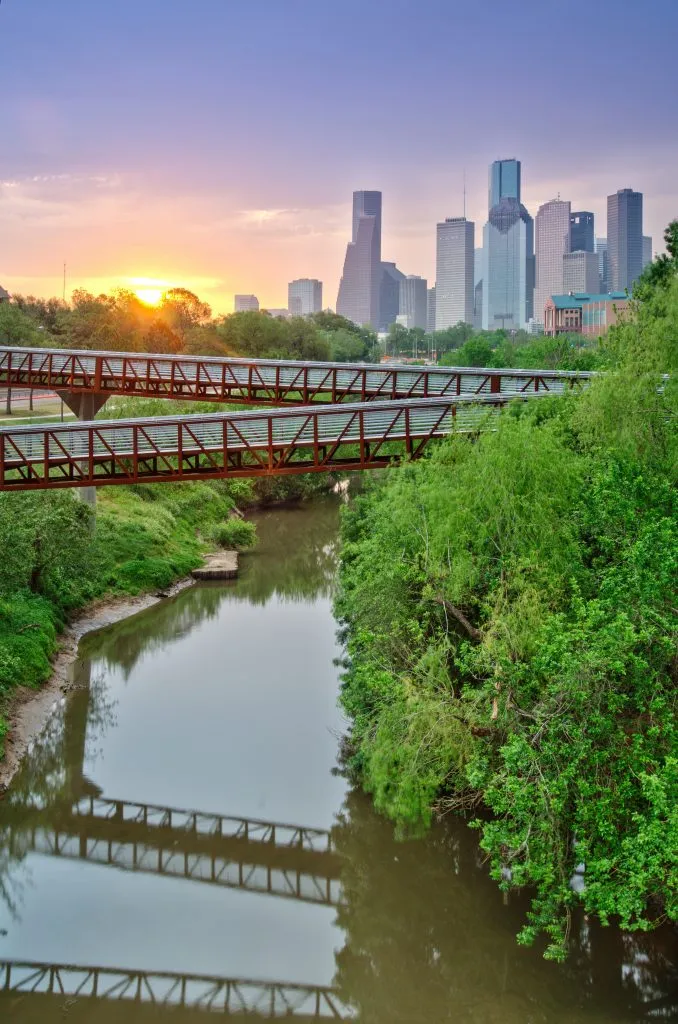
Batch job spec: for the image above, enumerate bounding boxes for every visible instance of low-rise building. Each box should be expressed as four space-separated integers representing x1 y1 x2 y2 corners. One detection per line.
0 285 9 303
234 294 259 313
544 292 629 336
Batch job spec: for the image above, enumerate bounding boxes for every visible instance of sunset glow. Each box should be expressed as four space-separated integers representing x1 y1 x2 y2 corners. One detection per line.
135 287 164 306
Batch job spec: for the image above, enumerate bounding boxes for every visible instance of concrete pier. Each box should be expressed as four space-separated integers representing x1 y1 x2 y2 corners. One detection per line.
191 551 239 580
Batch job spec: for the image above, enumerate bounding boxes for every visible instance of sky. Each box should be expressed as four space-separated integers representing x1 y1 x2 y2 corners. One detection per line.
1 0 676 315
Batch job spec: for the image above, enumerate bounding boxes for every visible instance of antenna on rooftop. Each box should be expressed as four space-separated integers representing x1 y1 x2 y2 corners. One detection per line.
463 168 466 219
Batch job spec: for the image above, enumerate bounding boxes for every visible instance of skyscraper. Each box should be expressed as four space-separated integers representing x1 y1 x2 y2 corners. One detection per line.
596 237 609 293
607 188 643 292
534 199 571 323
234 294 259 312
483 160 534 331
563 251 600 294
570 211 595 252
473 247 483 331
643 235 653 269
336 190 382 327
399 276 428 330
489 159 521 208
288 278 322 316
379 262 405 331
435 217 474 330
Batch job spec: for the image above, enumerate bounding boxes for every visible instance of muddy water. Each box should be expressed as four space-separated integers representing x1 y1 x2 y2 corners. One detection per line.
0 496 676 1022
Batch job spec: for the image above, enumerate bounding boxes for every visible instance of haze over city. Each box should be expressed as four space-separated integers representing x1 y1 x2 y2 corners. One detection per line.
1 0 677 314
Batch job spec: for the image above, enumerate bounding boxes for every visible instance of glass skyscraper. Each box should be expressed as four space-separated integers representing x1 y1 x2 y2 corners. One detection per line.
337 190 382 327
483 160 534 331
570 212 595 253
488 159 521 209
607 188 643 292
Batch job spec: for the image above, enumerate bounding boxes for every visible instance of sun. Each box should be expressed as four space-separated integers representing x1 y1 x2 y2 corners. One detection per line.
135 287 164 306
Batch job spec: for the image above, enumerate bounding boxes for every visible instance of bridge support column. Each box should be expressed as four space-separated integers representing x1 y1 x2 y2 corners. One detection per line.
56 392 109 508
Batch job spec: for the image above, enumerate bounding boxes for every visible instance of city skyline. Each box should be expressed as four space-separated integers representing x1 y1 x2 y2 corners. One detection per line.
1 0 676 314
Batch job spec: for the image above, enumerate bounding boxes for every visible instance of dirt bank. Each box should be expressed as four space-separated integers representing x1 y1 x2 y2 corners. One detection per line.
0 577 195 793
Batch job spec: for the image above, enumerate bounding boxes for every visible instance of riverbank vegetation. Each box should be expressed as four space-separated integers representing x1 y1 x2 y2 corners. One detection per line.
335 223 678 959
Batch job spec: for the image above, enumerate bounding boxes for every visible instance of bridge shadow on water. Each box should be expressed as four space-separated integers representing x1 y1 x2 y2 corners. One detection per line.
0 495 677 1022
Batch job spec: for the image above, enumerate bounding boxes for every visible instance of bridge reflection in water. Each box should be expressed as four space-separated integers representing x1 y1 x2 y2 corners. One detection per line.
0 960 349 1019
3 795 342 907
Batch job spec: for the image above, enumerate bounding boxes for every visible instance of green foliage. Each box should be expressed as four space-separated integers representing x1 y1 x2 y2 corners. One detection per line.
335 223 678 958
209 517 257 550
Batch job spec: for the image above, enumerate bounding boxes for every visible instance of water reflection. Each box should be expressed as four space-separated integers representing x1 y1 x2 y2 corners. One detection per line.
0 495 676 1023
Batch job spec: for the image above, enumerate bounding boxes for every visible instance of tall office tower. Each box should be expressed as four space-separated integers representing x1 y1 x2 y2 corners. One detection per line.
489 159 521 209
563 251 600 293
234 294 259 312
534 199 571 322
288 278 322 316
337 190 382 327
399 276 428 330
426 286 436 333
379 262 405 331
607 188 643 292
643 235 653 269
570 211 595 252
596 237 609 292
482 199 534 331
473 247 484 330
435 217 474 329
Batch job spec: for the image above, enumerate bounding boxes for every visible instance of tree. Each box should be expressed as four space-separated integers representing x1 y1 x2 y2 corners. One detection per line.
0 303 42 412
159 288 211 343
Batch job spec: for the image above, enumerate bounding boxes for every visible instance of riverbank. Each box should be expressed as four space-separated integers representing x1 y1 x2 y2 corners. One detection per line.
0 471 334 780
0 575 195 792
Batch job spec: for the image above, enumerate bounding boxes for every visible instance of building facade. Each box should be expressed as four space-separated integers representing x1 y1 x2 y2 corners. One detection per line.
570 211 595 252
336 190 382 328
0 286 9 303
482 198 534 331
563 250 600 295
643 235 653 269
488 159 521 209
544 292 629 336
288 278 322 316
596 237 609 293
435 217 474 330
534 199 571 324
234 294 259 312
426 287 436 333
378 262 405 332
399 276 428 330
607 188 643 292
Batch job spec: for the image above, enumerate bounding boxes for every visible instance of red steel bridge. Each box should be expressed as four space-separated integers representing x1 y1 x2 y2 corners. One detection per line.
0 345 591 406
0 345 589 491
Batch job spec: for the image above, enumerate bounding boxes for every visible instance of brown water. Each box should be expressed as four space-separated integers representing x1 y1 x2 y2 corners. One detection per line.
0 496 676 1022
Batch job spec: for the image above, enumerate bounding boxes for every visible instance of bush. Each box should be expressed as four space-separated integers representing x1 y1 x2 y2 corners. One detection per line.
209 518 256 550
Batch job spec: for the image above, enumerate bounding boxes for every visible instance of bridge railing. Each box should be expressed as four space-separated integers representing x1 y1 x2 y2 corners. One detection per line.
0 960 351 1017
0 345 592 406
0 394 533 491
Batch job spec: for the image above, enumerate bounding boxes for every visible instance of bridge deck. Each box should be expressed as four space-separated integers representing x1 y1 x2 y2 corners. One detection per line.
0 393 533 491
0 345 591 406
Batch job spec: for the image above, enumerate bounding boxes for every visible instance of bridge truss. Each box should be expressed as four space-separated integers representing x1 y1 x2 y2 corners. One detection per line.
0 394 527 491
0 345 591 407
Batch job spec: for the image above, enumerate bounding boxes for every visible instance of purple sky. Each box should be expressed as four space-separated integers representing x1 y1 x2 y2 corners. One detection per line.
1 0 676 313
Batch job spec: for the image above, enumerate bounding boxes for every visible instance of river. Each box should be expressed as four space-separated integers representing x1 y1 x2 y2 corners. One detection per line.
0 495 676 1022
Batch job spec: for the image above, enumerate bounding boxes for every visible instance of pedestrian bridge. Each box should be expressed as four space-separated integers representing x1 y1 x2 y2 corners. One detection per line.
0 345 590 406
0 345 587 491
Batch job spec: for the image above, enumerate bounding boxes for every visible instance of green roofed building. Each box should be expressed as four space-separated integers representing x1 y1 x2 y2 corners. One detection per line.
544 292 629 336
